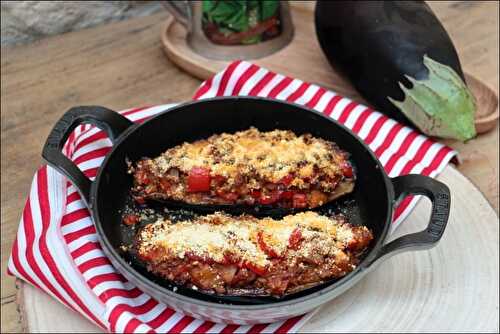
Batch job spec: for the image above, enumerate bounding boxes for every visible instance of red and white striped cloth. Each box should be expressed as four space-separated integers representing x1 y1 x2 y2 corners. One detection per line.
8 61 456 333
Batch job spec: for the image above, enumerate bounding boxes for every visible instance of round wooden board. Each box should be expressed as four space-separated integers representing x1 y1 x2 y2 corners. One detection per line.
16 165 499 333
161 5 499 134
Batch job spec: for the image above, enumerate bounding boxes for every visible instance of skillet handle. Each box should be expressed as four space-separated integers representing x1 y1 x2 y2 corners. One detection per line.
365 174 451 268
42 106 134 206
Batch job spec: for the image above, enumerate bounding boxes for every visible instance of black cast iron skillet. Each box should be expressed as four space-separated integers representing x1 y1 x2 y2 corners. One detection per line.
42 97 451 306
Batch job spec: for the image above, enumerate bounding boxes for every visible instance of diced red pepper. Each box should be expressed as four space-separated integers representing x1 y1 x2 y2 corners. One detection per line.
292 193 308 208
342 163 354 178
280 190 294 200
187 167 211 192
250 190 261 198
279 173 294 186
288 228 303 250
123 214 140 226
177 264 190 274
243 261 267 276
257 231 280 258
134 196 146 205
135 170 150 185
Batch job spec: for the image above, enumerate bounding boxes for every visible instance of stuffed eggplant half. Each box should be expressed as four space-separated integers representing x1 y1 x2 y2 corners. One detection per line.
135 211 373 296
129 128 355 210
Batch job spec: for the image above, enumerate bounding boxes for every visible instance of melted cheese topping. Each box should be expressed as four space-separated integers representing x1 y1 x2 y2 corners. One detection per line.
148 128 349 188
137 212 365 269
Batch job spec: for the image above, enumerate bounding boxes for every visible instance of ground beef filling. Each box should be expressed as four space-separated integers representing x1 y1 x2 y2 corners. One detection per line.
135 212 373 296
130 128 355 209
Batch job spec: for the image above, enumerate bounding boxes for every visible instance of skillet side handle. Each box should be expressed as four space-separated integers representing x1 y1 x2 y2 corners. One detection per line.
42 106 134 206
365 174 451 268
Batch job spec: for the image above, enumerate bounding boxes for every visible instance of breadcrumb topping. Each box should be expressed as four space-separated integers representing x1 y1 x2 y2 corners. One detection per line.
137 211 369 269
148 127 349 190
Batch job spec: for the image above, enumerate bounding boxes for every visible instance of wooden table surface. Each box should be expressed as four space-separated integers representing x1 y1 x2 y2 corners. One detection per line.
1 2 498 332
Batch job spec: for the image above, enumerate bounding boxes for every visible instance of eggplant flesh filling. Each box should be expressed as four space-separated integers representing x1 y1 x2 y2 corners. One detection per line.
135 212 373 296
130 128 355 209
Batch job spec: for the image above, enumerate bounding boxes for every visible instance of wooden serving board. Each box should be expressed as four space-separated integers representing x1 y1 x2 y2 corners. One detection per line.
17 165 499 332
161 4 499 133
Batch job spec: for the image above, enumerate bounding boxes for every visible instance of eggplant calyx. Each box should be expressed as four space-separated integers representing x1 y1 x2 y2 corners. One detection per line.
388 55 477 142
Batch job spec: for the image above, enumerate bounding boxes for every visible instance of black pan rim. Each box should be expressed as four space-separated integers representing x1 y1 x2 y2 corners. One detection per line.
90 96 395 310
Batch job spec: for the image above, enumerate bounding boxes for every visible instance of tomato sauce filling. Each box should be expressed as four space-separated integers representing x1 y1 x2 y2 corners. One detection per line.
135 212 373 296
128 128 356 209
131 164 354 209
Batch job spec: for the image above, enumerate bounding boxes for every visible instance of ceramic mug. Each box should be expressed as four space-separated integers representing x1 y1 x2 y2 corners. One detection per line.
162 0 294 60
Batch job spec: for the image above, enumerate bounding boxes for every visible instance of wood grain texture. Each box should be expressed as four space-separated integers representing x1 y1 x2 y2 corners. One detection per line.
15 166 499 332
161 2 499 211
162 14 499 133
162 6 362 100
1 12 200 333
0 1 498 332
162 2 499 133
17 284 102 333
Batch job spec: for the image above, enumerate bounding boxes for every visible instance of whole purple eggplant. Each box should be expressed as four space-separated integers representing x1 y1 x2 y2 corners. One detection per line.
315 0 476 141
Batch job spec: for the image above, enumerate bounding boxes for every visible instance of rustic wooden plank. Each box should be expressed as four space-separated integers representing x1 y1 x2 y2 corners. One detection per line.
0 10 199 294
1 300 23 334
1 280 22 334
0 11 200 333
17 283 102 333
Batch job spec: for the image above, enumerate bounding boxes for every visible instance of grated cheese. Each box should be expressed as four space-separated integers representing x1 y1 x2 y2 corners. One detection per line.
149 127 349 189
137 211 366 269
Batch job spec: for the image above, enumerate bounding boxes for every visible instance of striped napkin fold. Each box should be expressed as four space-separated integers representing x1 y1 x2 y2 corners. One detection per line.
8 60 456 333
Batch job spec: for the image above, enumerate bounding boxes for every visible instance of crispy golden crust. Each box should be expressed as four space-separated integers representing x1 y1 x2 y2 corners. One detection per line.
131 128 355 208
151 128 348 184
136 212 373 296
